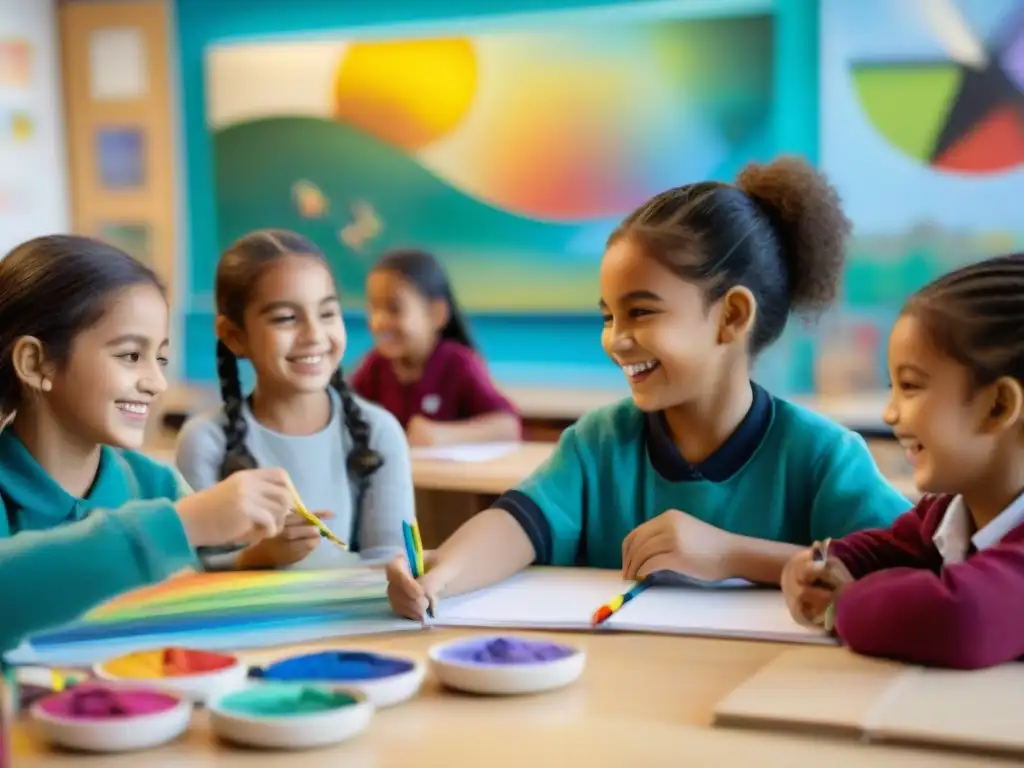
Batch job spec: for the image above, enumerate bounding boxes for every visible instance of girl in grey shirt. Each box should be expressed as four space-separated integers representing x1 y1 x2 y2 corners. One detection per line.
174 229 414 569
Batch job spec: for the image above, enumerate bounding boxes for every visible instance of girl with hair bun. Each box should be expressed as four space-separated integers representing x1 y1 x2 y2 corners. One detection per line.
387 156 910 620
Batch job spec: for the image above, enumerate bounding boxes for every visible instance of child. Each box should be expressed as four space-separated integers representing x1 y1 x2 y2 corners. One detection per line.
175 229 414 569
782 254 1024 670
387 156 911 620
0 235 292 654
352 249 521 446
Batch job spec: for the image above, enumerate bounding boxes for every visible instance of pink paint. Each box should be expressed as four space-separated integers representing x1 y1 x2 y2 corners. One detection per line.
37 683 179 721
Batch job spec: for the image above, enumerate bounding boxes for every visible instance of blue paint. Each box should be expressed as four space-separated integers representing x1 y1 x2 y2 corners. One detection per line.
174 0 819 391
250 651 415 682
439 637 576 665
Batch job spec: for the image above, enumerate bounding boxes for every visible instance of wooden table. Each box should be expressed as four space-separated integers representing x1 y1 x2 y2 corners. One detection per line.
12 629 1010 766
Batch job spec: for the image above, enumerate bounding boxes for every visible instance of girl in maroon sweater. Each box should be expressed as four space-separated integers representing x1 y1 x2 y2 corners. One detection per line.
782 253 1024 670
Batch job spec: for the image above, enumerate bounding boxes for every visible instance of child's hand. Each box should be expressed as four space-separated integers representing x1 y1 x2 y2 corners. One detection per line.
406 415 438 447
781 548 853 627
175 468 292 548
236 511 335 569
621 509 737 582
385 552 442 621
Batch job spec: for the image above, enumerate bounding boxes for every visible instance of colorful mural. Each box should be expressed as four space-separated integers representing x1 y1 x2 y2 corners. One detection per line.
205 16 774 312
817 0 1024 391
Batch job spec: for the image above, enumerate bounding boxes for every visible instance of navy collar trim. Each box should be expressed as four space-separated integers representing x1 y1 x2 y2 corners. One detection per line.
645 382 774 483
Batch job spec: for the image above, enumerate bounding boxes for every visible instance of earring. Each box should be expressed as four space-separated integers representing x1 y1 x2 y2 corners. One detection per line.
40 378 51 392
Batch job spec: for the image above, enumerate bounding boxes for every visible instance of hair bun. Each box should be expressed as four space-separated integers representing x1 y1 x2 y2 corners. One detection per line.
735 155 852 314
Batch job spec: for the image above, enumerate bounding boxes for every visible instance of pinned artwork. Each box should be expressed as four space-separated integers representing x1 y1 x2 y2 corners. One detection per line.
89 27 148 101
97 222 152 264
95 127 146 190
0 39 30 89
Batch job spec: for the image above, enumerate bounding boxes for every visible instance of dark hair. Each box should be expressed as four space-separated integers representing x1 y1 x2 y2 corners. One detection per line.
0 234 165 422
215 229 383 547
609 155 852 355
903 253 1024 388
372 248 475 350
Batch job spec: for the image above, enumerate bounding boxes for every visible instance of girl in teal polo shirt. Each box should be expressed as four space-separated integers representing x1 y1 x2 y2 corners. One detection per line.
387 156 911 620
0 235 293 654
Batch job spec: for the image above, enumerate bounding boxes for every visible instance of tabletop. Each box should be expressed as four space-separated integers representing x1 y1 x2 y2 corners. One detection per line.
12 629 1010 767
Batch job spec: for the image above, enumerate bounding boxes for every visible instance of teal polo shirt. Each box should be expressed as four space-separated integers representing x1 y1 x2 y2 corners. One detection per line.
0 429 196 653
494 383 911 569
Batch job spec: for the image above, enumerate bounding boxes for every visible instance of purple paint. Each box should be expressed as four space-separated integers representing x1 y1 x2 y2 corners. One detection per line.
37 683 179 721
1002 28 1024 92
439 637 575 665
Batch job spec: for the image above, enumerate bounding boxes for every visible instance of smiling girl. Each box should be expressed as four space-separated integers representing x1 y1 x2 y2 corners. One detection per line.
387 156 910 620
0 235 293 653
175 230 414 569
353 249 520 447
783 253 1024 669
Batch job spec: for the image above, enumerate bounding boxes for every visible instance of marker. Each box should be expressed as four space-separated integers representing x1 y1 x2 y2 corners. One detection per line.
590 577 652 627
402 520 433 619
285 477 348 550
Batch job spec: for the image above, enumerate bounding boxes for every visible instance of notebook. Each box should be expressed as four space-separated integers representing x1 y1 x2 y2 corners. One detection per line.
714 647 1024 757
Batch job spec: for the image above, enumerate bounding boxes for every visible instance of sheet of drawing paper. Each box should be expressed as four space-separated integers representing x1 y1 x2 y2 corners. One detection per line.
435 567 831 645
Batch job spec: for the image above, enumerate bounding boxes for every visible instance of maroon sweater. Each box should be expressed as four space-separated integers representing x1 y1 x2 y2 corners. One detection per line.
829 494 1024 670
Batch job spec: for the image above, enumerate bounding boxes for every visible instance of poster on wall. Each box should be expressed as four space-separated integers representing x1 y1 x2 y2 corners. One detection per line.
204 15 774 312
821 0 1024 300
819 0 1024 390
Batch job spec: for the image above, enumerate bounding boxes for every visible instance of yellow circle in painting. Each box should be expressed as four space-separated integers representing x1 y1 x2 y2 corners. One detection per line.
334 38 477 151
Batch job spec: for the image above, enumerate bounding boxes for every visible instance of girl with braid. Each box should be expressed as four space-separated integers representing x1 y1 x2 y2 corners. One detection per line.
175 230 414 570
784 253 1024 670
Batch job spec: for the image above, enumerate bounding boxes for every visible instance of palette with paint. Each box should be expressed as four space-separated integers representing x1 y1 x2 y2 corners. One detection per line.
208 684 373 749
94 647 247 703
249 650 424 708
428 636 586 695
29 681 192 752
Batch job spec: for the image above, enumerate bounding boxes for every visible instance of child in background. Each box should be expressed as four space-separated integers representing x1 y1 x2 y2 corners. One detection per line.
387 156 911 620
353 249 521 446
782 254 1024 670
0 235 292 654
175 230 414 569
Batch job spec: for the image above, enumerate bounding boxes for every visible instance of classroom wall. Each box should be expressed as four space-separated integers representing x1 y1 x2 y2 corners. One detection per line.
0 0 69 253
174 0 819 391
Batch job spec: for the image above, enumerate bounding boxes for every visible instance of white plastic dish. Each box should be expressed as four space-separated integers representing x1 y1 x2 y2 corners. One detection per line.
30 682 192 753
93 648 248 704
428 635 586 695
208 684 373 750
249 650 425 708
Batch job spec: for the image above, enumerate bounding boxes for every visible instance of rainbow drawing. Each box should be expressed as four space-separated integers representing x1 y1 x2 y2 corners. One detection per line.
10 568 415 667
201 14 774 311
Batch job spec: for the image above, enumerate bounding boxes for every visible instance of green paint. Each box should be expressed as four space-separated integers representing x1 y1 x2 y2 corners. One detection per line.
218 685 357 717
852 64 962 162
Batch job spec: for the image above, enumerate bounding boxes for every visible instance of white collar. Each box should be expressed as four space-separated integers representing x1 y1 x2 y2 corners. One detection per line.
932 493 1024 564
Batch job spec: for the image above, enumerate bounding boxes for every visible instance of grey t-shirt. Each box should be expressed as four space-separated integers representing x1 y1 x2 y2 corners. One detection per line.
174 389 413 569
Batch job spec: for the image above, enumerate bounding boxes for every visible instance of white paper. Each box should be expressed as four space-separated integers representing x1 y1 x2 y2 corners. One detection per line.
434 568 832 646
410 442 519 463
89 27 147 100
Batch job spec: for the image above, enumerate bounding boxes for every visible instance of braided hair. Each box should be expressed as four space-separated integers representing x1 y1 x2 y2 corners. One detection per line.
903 252 1024 388
215 229 383 549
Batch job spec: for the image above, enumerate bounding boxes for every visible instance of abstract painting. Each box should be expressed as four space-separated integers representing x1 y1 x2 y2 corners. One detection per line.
204 15 774 311
818 0 1024 389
